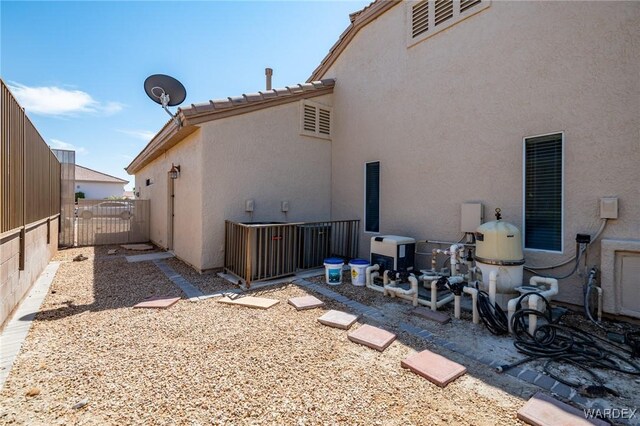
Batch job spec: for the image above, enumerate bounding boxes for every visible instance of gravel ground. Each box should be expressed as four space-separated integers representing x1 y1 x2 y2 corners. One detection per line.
0 254 531 425
313 271 640 414
164 257 237 295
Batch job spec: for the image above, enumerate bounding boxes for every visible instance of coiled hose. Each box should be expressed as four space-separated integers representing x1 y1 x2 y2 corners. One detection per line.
504 293 640 392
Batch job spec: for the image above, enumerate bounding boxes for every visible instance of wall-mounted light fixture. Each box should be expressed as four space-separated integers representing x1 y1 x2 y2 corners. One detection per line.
168 163 181 179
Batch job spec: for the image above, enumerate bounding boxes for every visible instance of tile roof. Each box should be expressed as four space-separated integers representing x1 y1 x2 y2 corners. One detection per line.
75 165 128 184
180 79 335 120
126 79 335 174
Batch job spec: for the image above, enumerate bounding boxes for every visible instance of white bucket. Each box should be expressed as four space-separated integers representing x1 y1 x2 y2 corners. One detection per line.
324 258 344 285
349 259 369 286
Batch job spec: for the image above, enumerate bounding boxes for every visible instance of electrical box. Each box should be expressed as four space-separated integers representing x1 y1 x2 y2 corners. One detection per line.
461 203 483 232
281 201 289 212
370 235 415 273
245 199 254 212
600 197 619 219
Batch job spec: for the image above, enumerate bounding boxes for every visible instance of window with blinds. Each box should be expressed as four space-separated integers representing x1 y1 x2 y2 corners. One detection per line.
524 133 563 251
300 100 331 139
408 0 489 45
365 162 380 233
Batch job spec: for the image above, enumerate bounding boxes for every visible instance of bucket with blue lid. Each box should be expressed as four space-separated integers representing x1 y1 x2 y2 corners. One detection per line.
323 257 344 285
349 259 370 286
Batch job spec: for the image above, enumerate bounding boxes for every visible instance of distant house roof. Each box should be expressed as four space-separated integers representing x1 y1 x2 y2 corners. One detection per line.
126 78 335 175
76 165 128 184
308 0 400 82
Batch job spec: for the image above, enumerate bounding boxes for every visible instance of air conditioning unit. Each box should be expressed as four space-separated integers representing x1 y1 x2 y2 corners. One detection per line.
370 235 415 273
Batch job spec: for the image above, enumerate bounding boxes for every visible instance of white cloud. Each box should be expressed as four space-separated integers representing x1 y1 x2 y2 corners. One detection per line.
117 129 156 141
8 82 124 116
50 138 88 155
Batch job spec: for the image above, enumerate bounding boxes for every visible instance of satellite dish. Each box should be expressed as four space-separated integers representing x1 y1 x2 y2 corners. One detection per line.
144 74 187 126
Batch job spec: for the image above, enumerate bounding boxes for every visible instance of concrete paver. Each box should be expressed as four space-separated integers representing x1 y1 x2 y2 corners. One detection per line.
347 324 396 352
317 310 358 330
401 349 467 387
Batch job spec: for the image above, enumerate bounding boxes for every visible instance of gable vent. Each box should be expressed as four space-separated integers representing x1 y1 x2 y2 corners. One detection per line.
461 0 481 13
411 1 429 38
434 0 454 26
318 108 331 135
301 101 332 139
303 104 317 133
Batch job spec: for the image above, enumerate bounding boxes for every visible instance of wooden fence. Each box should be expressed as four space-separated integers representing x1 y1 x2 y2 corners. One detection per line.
1 79 61 239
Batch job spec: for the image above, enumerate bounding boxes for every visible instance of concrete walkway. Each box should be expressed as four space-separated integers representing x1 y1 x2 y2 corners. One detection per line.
0 261 60 390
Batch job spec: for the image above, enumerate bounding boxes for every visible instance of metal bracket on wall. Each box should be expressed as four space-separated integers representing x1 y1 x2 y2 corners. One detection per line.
19 228 25 271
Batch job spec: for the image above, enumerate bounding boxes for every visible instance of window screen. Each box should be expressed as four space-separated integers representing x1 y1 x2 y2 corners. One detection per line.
524 133 563 251
365 162 380 233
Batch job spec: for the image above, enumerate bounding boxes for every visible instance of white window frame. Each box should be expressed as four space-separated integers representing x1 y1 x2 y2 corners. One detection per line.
364 161 381 234
406 0 491 48
522 131 565 254
299 99 332 140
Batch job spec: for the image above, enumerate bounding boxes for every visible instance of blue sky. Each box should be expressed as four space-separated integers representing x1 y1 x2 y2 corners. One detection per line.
1 1 369 190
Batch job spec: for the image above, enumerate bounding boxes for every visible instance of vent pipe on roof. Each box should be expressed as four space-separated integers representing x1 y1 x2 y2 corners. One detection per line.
265 68 273 91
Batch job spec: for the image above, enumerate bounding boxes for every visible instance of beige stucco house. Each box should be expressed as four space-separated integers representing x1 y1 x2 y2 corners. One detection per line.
127 1 639 314
75 165 129 199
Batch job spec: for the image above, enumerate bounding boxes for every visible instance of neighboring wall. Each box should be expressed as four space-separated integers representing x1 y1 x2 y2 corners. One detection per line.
0 79 61 327
323 1 640 305
135 129 203 270
200 96 333 270
76 181 125 200
1 221 58 327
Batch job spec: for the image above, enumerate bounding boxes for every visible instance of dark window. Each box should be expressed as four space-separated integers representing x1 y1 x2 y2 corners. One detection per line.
365 162 380 233
524 133 563 251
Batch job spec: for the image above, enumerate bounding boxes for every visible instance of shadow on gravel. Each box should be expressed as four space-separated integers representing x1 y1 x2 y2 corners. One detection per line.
21 245 183 322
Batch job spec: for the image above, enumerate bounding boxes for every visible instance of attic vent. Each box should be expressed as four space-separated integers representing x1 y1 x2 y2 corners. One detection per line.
461 0 482 13
300 100 332 139
303 104 316 133
318 108 331 135
434 0 454 26
411 1 429 38
409 0 487 43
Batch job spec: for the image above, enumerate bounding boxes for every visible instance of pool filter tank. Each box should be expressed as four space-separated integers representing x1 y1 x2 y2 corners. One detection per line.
474 210 525 308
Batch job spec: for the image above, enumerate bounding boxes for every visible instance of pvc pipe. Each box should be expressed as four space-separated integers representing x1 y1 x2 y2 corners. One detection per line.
454 295 461 318
383 273 419 307
596 286 603 322
365 264 383 293
528 294 540 335
506 276 559 334
463 286 479 324
431 248 438 272
489 271 498 306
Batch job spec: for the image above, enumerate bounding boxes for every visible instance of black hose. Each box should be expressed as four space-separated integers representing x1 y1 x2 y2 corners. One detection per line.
506 293 640 395
476 289 509 335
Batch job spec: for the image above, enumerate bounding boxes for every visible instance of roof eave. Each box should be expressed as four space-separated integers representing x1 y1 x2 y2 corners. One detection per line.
307 0 401 82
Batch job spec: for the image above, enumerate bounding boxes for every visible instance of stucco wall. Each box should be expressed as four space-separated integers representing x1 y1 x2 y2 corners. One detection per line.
76 181 126 200
0 219 58 328
323 1 640 305
135 129 203 270
200 96 333 270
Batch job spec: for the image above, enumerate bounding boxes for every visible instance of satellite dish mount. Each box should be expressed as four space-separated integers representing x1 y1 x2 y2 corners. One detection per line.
144 74 187 127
